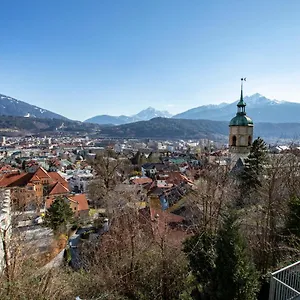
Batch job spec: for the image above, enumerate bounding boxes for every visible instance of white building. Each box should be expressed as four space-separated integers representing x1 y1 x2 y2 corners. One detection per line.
114 143 126 153
1 137 6 147
68 170 94 193
270 145 290 154
0 189 11 273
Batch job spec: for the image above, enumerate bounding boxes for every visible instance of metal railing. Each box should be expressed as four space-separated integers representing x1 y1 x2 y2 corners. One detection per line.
269 261 300 300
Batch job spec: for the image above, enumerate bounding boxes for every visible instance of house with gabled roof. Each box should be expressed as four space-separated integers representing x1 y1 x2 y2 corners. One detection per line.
49 182 70 196
139 206 192 248
34 167 52 184
0 167 70 210
45 193 89 219
48 172 69 189
0 165 19 175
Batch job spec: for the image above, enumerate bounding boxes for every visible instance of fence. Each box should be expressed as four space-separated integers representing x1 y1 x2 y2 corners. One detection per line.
269 261 300 300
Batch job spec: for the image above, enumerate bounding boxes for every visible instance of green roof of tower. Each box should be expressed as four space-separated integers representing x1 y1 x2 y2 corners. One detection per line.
229 115 253 126
229 78 253 126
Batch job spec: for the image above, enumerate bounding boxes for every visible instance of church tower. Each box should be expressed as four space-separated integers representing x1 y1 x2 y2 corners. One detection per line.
229 78 253 157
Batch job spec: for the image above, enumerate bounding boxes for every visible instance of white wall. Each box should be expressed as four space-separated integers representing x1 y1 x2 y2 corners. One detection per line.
0 189 11 273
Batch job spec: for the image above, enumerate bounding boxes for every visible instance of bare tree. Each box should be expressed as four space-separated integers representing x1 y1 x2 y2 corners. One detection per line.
241 152 300 273
0 205 73 299
78 197 188 300
88 150 131 208
184 163 236 233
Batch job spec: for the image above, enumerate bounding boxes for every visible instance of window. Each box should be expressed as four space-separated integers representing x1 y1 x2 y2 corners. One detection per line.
248 136 252 146
232 135 237 146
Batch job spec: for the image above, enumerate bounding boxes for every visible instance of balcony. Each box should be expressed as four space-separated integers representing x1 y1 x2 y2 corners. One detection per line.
269 261 300 300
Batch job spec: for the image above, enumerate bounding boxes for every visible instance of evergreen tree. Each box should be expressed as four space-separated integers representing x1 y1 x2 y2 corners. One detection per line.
183 232 216 298
238 137 268 203
214 211 258 300
285 195 300 238
131 151 145 165
44 196 74 233
241 137 268 187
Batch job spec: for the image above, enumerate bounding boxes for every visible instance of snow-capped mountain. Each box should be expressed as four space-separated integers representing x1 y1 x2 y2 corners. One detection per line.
84 107 173 125
0 94 67 120
173 93 300 123
134 107 172 120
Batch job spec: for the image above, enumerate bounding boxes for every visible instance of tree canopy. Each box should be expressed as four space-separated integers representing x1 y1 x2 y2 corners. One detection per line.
238 137 268 205
44 196 74 233
214 211 258 300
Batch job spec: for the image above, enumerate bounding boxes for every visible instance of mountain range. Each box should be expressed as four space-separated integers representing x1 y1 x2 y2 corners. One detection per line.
85 93 300 124
173 93 300 123
84 107 172 125
0 115 102 137
0 94 67 120
1 115 299 141
1 92 300 126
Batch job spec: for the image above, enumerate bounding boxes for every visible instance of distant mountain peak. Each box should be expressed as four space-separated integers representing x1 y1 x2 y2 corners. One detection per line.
251 93 263 97
145 106 156 111
85 107 172 125
0 93 67 120
135 107 172 119
244 94 286 106
173 93 300 123
86 93 300 125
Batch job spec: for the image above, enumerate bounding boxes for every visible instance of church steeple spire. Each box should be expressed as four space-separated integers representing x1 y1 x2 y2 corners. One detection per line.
229 78 254 160
237 77 246 115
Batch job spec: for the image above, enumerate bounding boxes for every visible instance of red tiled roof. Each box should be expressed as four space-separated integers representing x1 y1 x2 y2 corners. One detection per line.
48 172 69 188
140 207 190 248
30 174 41 182
68 194 89 211
158 172 194 185
45 196 56 209
0 173 34 187
150 208 185 223
148 180 156 191
0 168 71 192
131 177 153 185
49 182 70 195
35 167 51 179
0 165 15 172
46 194 89 212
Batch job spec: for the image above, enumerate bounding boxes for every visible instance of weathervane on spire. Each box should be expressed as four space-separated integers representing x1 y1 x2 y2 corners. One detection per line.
240 77 246 102
241 77 246 91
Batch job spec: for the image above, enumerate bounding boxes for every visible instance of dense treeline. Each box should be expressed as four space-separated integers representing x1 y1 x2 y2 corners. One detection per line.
0 115 102 135
100 117 300 140
0 115 300 140
100 117 229 139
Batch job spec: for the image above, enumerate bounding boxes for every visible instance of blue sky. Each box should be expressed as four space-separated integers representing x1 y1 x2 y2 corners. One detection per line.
0 0 300 121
